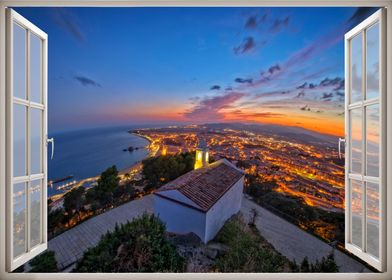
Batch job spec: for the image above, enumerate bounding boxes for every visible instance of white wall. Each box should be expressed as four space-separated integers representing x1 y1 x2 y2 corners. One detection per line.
205 176 244 242
154 194 206 241
154 176 244 243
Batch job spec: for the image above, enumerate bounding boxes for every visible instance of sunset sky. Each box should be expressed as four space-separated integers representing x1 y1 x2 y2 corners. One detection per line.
15 7 378 136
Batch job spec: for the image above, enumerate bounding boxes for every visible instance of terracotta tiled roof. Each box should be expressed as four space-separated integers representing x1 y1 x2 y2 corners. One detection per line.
155 159 244 212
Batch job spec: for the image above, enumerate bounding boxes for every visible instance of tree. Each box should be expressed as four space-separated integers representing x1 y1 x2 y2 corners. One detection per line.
113 181 136 200
300 256 310 272
289 259 299 272
295 253 339 272
73 214 184 272
310 252 339 272
29 251 58 272
48 208 66 238
142 152 195 191
88 165 120 208
63 187 85 221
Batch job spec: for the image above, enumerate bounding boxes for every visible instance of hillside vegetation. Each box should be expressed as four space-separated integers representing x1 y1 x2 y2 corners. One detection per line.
73 213 185 272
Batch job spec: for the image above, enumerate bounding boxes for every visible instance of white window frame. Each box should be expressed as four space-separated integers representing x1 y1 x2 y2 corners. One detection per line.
5 9 48 272
0 1 391 280
344 9 386 271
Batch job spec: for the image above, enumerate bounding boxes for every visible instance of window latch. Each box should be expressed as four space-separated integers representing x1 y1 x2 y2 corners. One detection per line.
47 137 55 160
338 138 345 159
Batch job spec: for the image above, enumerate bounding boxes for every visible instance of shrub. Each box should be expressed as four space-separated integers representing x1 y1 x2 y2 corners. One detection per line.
293 252 339 272
73 213 185 272
29 251 58 272
310 252 339 272
214 215 285 272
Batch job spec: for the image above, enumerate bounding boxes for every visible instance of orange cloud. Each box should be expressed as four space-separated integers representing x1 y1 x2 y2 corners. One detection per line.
223 108 344 136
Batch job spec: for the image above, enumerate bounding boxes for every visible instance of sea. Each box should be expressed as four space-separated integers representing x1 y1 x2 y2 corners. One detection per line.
47 126 150 197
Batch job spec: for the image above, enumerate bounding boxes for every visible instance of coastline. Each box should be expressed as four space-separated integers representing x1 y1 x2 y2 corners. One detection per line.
129 130 153 144
49 131 152 202
118 161 143 176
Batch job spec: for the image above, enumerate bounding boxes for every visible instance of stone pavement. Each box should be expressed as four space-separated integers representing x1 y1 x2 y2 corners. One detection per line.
240 196 370 272
48 193 370 272
48 195 153 270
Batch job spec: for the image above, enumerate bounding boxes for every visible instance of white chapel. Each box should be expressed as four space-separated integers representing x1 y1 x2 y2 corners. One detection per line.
153 140 244 243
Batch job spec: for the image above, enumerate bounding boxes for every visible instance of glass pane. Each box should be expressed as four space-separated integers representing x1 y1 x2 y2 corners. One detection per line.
366 181 379 258
350 108 362 174
30 180 42 248
351 180 362 248
13 23 26 100
366 23 380 100
31 109 42 174
13 104 26 177
351 32 363 103
366 105 379 177
30 33 42 103
13 182 26 258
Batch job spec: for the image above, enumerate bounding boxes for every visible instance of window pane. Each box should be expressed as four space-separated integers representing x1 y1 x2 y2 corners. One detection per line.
366 181 379 258
30 180 42 248
31 109 42 174
13 104 26 177
351 180 362 248
30 33 42 103
351 32 363 103
366 105 379 177
13 182 26 258
13 23 26 100
366 23 380 100
350 108 362 174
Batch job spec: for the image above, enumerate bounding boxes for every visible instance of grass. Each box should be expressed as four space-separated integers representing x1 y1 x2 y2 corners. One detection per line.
212 213 290 272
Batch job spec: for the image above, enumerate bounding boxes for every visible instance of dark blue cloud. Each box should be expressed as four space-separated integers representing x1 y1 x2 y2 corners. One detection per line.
74 75 101 87
269 16 290 33
235 77 253 84
234 37 256 54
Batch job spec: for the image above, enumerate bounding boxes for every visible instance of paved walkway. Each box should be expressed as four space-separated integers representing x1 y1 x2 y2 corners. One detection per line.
49 194 369 272
48 195 153 270
240 196 370 272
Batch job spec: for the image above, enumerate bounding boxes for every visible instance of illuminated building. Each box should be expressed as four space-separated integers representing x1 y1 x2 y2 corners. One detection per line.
194 139 209 170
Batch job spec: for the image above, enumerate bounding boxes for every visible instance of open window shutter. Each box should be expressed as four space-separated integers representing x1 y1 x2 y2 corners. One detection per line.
6 8 48 271
344 9 386 271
